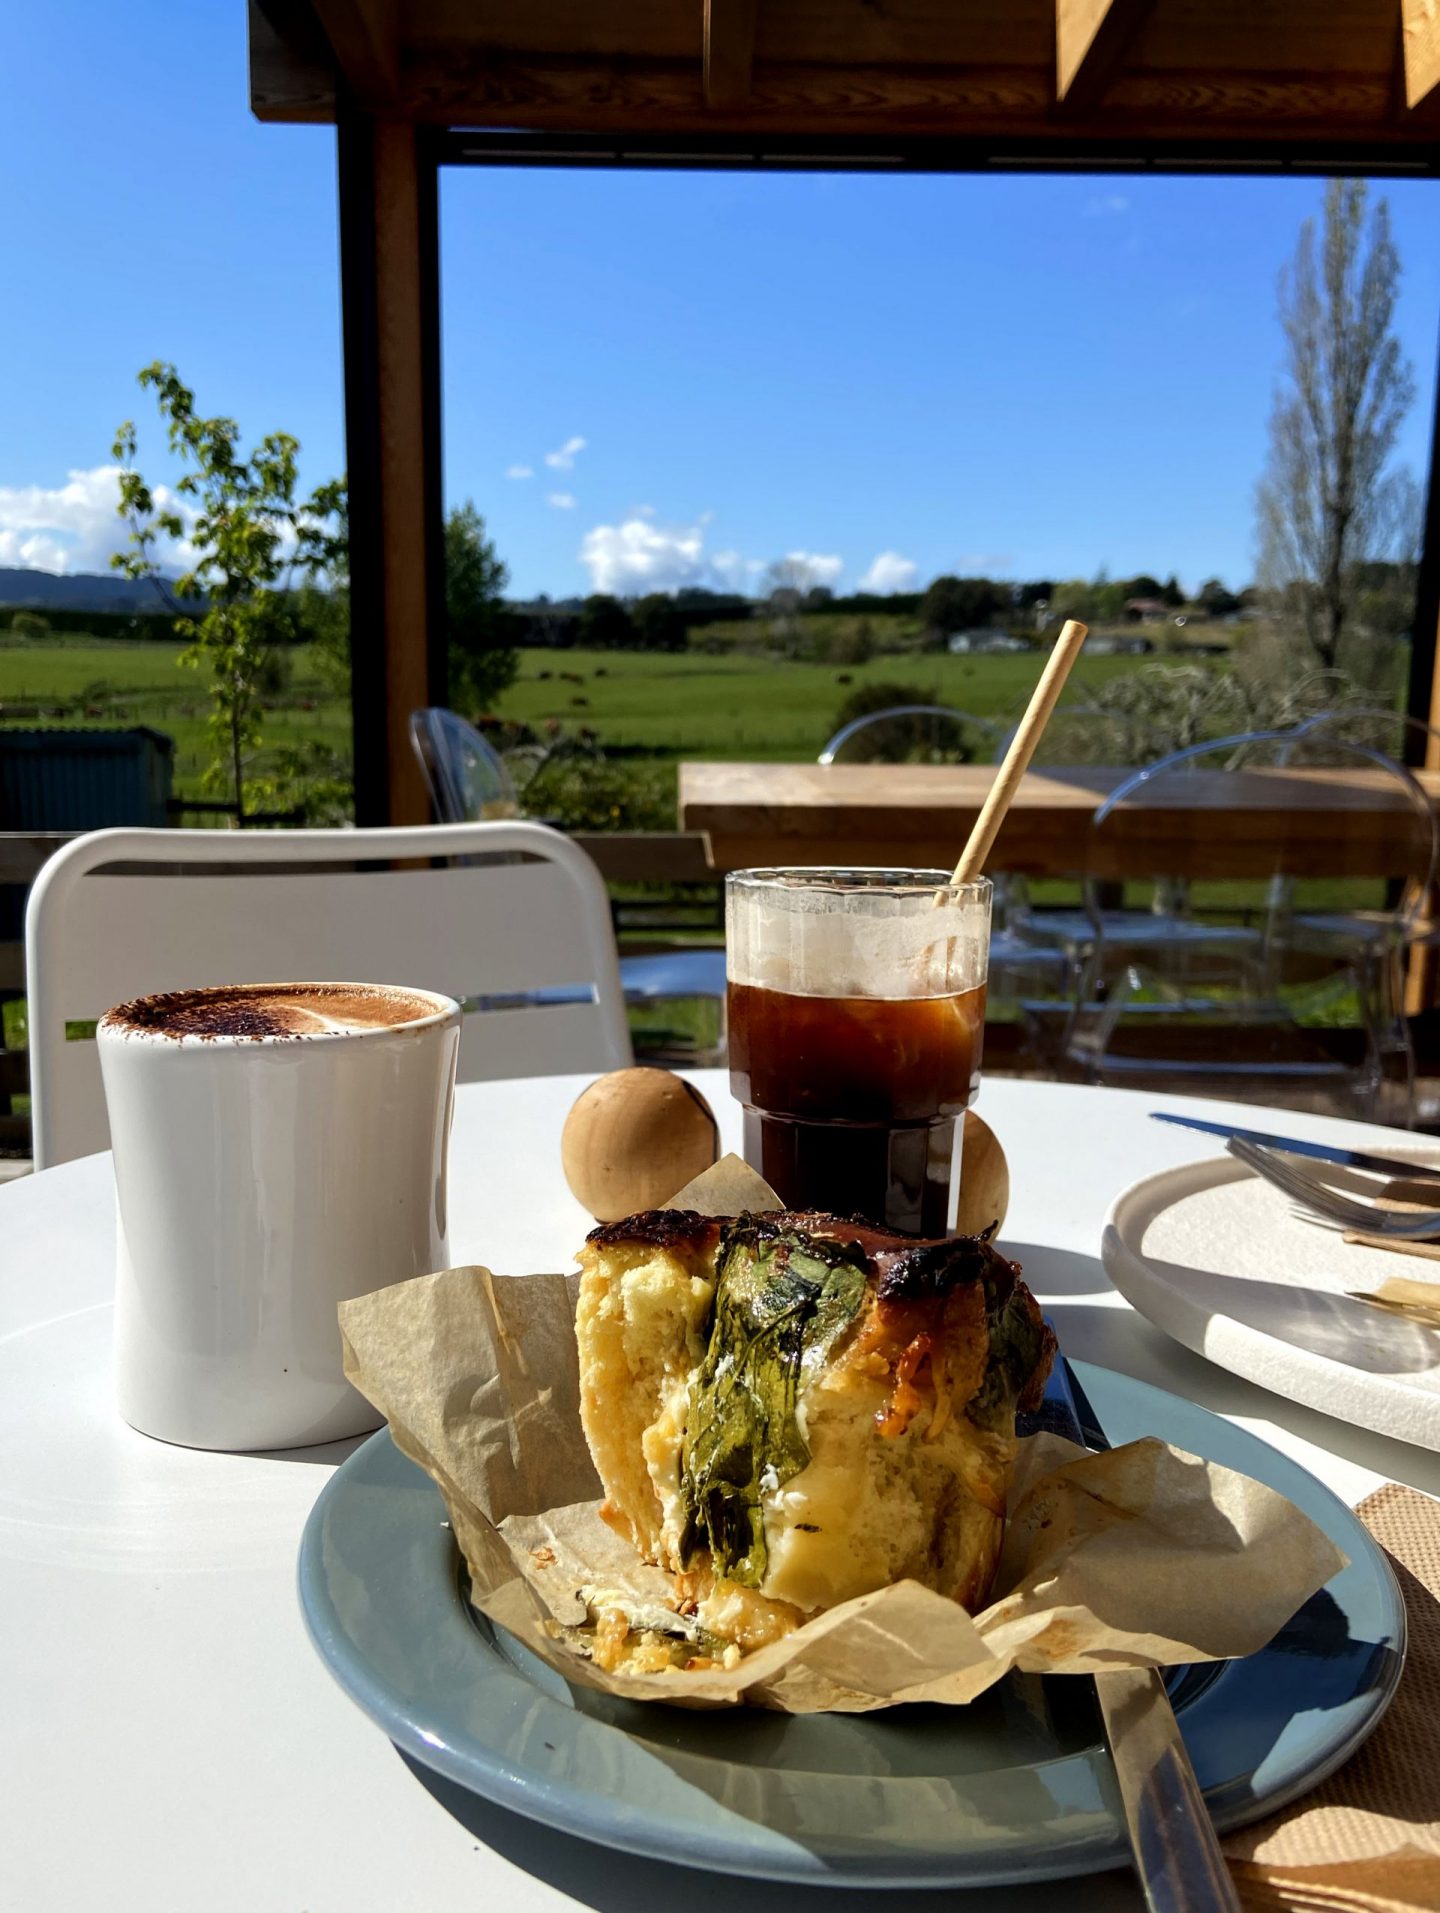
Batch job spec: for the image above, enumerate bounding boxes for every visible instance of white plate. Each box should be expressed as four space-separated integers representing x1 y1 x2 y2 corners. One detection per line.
1102 1155 1440 1449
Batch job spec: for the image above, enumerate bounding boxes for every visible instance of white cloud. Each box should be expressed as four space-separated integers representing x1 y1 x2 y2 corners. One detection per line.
1083 193 1129 217
547 491 576 510
580 514 708 594
505 463 534 480
857 550 917 593
711 549 766 589
779 550 843 589
544 435 587 471
0 464 195 575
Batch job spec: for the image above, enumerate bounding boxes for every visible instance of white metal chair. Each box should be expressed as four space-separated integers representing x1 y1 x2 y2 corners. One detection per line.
25 822 631 1168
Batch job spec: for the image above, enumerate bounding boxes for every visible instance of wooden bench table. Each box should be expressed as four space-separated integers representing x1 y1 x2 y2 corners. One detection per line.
679 761 1440 880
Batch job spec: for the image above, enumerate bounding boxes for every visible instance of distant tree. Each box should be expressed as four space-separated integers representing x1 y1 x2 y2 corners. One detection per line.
577 593 637 650
919 575 1004 637
632 593 687 652
1160 574 1185 608
112 362 342 821
1090 577 1128 622
1196 577 1240 618
446 500 516 713
1015 580 1054 611
9 611 50 640
1257 180 1416 675
804 585 834 610
1046 579 1094 626
1125 575 1163 601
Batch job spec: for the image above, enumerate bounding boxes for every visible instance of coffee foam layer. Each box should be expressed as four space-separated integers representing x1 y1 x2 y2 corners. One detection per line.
726 884 989 998
100 983 445 1040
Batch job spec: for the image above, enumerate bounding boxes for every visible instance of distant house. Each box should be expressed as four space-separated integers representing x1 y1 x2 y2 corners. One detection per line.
947 629 1027 655
1123 597 1170 623
1086 633 1154 656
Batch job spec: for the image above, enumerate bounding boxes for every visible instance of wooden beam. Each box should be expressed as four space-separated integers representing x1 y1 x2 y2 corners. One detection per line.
310 0 398 110
338 109 446 826
1056 0 1156 110
247 0 336 123
704 0 759 111
1402 0 1440 111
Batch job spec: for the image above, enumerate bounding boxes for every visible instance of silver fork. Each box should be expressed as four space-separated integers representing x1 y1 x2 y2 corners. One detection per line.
1227 1137 1440 1241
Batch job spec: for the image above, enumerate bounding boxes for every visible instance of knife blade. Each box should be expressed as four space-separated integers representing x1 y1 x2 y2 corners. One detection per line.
1038 1354 1241 1913
1150 1111 1440 1187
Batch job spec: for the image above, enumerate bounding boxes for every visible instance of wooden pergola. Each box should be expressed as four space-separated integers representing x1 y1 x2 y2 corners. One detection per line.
249 0 1440 825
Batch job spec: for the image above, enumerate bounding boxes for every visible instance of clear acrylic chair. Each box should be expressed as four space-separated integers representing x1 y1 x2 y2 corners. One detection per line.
412 707 726 1063
984 705 1139 1055
1288 710 1440 1110
1060 730 1437 1121
410 708 520 822
993 703 1138 769
1296 706 1438 765
819 706 1004 766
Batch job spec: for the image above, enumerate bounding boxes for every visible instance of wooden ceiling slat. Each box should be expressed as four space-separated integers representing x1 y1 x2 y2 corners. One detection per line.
1402 0 1440 109
705 0 760 108
249 0 1435 146
397 53 1402 138
751 1 1052 67
1133 0 1398 77
249 0 336 122
1057 0 1157 109
407 0 701 61
310 0 399 108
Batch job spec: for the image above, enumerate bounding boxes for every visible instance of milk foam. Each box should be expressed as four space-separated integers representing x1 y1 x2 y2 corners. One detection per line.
726 873 989 998
100 983 446 1040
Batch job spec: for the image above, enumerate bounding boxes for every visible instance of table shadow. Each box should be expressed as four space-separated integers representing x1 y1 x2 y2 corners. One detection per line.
1124 1253 1439 1377
1001 1240 1119 1297
395 1750 1141 1911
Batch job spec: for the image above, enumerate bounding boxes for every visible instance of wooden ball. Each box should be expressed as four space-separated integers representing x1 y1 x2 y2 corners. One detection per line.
956 1110 1009 1238
562 1068 720 1221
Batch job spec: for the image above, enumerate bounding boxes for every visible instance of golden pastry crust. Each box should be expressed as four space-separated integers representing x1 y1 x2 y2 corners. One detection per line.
575 1209 1054 1658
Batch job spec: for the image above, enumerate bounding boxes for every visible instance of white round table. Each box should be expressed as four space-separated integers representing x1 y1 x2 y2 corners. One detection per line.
5 1075 1437 1912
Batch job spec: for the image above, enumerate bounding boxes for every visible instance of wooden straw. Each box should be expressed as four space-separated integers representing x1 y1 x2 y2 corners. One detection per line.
949 619 1089 883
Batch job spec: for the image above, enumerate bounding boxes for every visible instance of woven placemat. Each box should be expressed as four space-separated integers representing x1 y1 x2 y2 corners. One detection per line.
1222 1483 1440 1911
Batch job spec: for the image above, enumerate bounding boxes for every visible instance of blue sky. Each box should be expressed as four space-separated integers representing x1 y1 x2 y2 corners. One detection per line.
6 0 1440 601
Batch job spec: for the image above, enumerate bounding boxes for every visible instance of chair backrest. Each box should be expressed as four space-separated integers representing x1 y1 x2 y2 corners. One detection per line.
1086 728 1437 908
25 821 631 1167
410 708 519 823
1298 706 1440 769
818 706 1001 766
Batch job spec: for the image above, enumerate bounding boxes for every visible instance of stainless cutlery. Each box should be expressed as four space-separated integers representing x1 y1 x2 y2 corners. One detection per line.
1151 1112 1440 1187
1225 1137 1440 1241
1034 1355 1242 1913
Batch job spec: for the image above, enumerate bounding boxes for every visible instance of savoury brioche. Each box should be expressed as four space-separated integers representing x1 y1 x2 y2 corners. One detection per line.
576 1209 1054 1655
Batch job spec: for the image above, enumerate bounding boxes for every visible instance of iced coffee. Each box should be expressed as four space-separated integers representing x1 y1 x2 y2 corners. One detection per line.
726 868 991 1235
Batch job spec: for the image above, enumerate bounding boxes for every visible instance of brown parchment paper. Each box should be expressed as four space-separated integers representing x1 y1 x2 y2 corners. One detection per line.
339 1155 1345 1714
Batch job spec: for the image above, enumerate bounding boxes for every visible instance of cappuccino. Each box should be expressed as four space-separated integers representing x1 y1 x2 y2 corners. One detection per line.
101 981 446 1041
97 978 462 1451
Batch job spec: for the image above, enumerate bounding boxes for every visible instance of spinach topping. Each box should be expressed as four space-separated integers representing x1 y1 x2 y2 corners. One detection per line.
967 1274 1049 1432
679 1217 867 1587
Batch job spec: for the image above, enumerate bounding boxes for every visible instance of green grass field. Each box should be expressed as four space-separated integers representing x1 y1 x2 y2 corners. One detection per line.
0 636 1173 794
504 646 1161 761
0 636 347 800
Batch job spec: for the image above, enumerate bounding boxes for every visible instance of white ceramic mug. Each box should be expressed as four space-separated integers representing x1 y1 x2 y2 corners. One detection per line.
97 981 462 1451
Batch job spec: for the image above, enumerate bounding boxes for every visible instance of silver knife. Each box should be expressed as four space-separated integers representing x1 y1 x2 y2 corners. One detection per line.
1037 1356 1242 1913
1150 1111 1440 1187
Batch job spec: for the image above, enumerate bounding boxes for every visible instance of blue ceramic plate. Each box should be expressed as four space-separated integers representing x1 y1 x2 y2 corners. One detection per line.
298 1361 1404 1888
